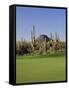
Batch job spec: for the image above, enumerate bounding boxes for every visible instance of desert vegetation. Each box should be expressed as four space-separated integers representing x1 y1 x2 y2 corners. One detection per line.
16 25 66 56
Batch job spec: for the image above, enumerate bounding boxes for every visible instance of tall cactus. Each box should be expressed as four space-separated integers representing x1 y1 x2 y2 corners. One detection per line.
51 32 53 40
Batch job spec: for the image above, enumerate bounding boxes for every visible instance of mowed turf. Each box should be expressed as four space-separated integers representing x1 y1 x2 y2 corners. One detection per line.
16 54 66 83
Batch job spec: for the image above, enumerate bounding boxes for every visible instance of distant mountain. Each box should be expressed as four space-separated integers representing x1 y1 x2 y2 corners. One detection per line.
36 34 50 43
35 34 50 48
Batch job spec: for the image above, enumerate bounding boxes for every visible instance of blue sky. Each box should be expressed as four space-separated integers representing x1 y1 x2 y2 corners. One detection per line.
16 6 66 41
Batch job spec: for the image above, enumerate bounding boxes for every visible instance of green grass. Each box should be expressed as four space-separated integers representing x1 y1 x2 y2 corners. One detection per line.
16 53 66 83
